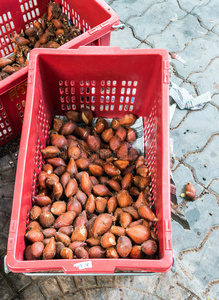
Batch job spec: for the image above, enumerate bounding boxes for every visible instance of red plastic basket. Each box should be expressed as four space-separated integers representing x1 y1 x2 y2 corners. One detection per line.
0 0 119 146
7 47 172 274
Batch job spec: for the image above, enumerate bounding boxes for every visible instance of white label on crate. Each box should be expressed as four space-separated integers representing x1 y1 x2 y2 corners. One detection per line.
74 261 92 270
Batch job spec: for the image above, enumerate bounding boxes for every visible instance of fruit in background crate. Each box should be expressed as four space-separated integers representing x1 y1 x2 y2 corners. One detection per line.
0 55 17 80
0 1 82 81
24 109 158 260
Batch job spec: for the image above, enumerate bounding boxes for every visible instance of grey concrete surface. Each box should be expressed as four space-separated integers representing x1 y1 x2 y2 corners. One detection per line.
0 0 218 299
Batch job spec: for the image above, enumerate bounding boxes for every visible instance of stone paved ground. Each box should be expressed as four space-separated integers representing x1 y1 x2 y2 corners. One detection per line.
0 0 218 299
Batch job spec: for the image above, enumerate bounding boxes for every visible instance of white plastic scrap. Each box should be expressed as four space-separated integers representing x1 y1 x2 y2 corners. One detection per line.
170 13 178 22
170 52 186 65
169 81 211 110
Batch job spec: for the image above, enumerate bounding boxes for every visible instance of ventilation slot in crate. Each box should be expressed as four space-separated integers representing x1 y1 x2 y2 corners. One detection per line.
0 11 16 56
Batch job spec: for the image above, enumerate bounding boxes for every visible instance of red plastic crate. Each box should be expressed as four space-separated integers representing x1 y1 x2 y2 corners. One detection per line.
7 47 172 274
0 0 120 146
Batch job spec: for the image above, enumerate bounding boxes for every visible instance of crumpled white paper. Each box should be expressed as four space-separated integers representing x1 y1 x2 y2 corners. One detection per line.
169 81 211 110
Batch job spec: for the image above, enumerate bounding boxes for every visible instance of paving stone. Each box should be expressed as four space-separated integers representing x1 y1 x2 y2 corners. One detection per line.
209 179 219 194
0 197 13 216
173 32 219 79
166 284 192 299
2 260 12 279
132 275 159 293
205 282 219 300
8 272 32 292
110 25 140 49
172 222 198 260
170 108 189 129
56 276 76 293
143 294 161 300
211 94 219 107
115 275 133 287
184 135 219 186
147 14 207 52
179 82 197 97
192 0 219 30
110 0 164 22
191 295 202 299
38 277 62 299
170 103 219 159
10 151 19 162
177 0 209 12
97 275 114 286
107 287 122 299
154 273 172 298
137 42 152 49
75 276 97 288
0 278 16 300
30 276 44 281
0 211 9 230
178 227 219 294
128 0 186 40
0 233 8 256
0 155 14 172
0 167 16 182
183 194 218 237
84 287 107 300
0 181 14 199
104 0 113 4
169 74 183 89
188 58 219 95
171 164 204 204
212 24 219 35
61 291 85 300
169 63 184 86
172 272 204 299
172 193 218 258
21 283 45 300
171 156 180 171
123 288 144 299
2 218 10 236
